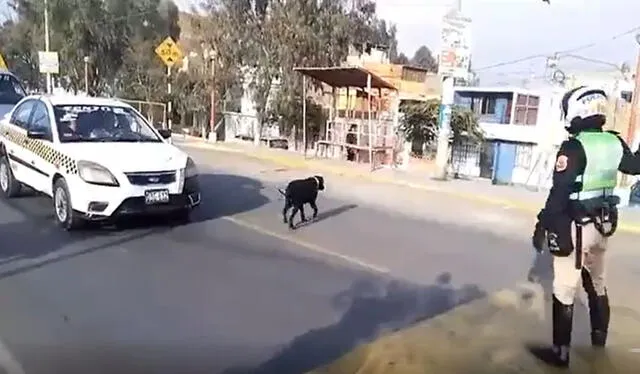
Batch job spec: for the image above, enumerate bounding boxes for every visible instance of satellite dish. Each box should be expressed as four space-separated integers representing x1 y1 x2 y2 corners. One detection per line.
552 69 566 84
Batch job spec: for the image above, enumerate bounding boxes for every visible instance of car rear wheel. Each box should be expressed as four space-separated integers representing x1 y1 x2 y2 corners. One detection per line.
53 178 84 230
0 156 21 198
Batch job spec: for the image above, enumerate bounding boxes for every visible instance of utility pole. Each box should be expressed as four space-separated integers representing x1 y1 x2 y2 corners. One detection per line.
44 0 51 93
434 0 463 180
621 33 640 187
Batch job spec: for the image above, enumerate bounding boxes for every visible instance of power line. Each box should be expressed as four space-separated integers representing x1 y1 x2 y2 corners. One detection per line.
475 23 640 72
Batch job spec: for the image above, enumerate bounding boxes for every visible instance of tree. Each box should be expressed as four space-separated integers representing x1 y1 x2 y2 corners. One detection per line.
398 99 483 156
410 45 437 72
1 0 180 98
392 53 410 65
199 0 397 144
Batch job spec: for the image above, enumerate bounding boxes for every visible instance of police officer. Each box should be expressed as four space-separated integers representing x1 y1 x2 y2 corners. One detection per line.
531 86 640 368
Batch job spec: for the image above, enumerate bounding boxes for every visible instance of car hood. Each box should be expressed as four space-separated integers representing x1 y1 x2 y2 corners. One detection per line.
58 142 189 172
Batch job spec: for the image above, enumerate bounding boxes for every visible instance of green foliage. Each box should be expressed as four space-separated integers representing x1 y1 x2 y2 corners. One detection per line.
0 0 399 139
197 0 398 140
399 99 483 146
410 45 437 72
1 0 181 97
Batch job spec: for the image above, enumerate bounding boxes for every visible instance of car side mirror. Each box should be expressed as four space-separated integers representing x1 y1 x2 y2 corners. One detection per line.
27 129 50 140
158 128 172 139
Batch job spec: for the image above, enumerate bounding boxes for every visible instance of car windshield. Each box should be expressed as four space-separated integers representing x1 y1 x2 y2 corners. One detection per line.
53 104 162 143
0 74 27 105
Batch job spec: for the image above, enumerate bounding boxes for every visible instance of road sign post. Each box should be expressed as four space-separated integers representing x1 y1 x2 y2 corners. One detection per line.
38 51 59 94
155 37 183 130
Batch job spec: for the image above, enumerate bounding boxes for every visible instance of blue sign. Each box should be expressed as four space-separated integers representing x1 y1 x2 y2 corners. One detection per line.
438 104 452 132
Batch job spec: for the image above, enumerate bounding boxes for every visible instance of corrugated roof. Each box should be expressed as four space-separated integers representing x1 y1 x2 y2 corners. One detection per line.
293 66 397 90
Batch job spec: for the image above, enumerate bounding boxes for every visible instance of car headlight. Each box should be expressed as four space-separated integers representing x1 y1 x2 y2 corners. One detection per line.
184 157 198 178
77 160 119 186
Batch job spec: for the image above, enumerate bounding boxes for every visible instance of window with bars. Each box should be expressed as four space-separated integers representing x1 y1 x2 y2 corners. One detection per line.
514 94 539 125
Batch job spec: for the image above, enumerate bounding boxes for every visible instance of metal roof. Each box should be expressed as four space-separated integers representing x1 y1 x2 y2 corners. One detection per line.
293 66 397 90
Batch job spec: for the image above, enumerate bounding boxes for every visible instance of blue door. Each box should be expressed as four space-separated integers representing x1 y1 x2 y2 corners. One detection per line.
492 142 517 185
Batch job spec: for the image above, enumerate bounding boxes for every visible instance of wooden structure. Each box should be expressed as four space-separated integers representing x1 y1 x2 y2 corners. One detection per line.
293 66 399 170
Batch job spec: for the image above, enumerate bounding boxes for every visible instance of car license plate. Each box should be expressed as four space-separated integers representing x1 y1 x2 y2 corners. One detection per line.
144 189 170 205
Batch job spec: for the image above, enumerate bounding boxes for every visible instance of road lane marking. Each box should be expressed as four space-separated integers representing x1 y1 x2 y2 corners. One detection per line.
0 337 25 374
222 216 390 274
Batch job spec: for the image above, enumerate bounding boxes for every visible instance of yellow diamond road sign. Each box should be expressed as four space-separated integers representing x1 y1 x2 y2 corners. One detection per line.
155 37 183 67
0 53 7 70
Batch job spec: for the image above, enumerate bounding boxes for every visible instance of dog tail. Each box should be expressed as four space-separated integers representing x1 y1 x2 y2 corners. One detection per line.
277 188 286 196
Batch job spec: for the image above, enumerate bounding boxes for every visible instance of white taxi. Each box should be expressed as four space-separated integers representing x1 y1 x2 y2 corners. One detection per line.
0 94 201 230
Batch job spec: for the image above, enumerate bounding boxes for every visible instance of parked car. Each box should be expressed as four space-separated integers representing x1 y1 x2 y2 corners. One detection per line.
0 70 27 119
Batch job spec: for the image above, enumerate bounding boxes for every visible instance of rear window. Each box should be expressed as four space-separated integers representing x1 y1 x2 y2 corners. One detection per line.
0 74 26 105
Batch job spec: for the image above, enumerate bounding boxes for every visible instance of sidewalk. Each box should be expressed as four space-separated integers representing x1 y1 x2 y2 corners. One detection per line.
174 136 640 233
309 278 640 374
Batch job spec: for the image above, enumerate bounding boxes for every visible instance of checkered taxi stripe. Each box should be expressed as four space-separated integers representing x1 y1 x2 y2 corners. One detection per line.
0 125 78 174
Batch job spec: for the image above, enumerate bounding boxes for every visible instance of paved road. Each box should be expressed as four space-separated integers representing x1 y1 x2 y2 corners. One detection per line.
0 146 638 374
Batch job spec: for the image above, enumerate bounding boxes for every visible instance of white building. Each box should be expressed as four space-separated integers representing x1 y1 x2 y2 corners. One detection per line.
450 85 566 189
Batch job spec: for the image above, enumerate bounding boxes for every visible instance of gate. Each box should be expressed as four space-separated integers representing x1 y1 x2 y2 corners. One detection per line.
120 99 167 129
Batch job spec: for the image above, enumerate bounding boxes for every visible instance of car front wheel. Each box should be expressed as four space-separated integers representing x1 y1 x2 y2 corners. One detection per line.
0 156 21 198
52 178 84 230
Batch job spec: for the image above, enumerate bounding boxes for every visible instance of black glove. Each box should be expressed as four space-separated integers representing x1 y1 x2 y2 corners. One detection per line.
532 220 546 253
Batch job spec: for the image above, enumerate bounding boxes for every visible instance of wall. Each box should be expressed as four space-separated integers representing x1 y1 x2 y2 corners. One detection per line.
364 63 441 101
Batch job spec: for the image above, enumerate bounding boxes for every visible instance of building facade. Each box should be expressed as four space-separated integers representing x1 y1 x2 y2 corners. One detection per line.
450 86 566 188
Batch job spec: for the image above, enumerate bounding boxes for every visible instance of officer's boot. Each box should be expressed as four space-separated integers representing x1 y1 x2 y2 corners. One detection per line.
588 292 610 348
531 295 573 368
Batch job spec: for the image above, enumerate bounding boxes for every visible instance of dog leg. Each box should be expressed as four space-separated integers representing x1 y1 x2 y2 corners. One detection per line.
288 206 299 229
299 205 307 222
282 199 291 223
310 200 318 219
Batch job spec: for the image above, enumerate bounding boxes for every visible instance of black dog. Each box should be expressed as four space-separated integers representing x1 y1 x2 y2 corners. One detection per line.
278 175 325 229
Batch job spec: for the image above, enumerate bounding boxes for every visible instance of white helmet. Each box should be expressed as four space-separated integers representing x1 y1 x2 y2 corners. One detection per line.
560 86 608 129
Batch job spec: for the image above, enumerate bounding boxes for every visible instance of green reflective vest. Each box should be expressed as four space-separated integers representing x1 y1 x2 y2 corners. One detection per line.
570 131 622 201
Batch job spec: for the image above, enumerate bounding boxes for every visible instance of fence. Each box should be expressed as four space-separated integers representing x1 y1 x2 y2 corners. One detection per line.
222 111 281 141
120 99 167 128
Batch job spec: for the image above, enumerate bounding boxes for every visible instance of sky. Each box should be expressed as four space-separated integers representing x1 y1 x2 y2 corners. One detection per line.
371 0 640 85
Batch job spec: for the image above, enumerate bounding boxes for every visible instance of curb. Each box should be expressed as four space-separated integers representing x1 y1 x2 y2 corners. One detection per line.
178 140 640 235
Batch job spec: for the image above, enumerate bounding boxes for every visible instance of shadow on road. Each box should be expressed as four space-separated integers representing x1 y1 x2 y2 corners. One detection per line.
189 173 271 223
223 272 486 374
0 172 271 278
525 250 591 345
294 204 358 229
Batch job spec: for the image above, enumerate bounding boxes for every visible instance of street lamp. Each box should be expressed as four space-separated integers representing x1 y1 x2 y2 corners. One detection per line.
83 56 90 95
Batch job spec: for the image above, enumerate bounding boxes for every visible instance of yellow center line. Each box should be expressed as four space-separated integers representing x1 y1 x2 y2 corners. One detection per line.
221 216 391 274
